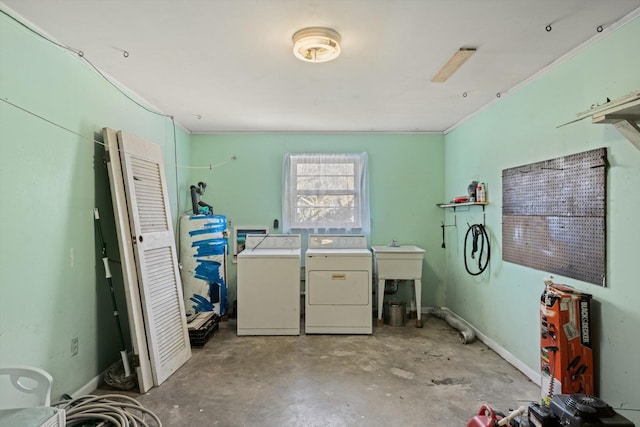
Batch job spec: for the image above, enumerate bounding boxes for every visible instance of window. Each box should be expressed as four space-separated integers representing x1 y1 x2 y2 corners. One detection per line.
283 153 370 234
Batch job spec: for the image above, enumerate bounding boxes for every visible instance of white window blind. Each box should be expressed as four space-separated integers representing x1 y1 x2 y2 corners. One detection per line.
283 153 370 235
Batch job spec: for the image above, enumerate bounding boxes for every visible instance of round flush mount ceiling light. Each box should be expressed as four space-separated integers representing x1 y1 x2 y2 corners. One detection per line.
292 27 341 63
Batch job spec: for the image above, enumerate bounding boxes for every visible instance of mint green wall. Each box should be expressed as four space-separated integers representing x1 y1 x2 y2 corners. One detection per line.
3 4 638 417
189 134 446 306
0 12 190 398
444 18 640 421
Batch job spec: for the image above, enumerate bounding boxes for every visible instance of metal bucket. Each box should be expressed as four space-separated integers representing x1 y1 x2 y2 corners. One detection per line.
384 301 407 326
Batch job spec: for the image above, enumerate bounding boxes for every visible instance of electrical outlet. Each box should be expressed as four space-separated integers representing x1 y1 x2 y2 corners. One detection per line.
71 337 79 356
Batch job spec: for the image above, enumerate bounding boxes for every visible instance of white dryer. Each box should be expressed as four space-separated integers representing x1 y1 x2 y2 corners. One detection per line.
305 234 372 334
237 234 301 336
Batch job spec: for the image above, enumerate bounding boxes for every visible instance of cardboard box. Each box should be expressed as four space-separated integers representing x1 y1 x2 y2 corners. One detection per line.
540 282 593 403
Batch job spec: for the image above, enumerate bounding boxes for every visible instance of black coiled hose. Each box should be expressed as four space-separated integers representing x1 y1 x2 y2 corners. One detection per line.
464 223 490 276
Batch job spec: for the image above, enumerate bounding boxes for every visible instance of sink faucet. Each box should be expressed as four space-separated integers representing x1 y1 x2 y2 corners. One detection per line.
389 238 400 247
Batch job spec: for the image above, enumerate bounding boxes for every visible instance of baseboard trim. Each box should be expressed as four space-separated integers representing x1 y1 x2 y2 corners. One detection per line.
425 307 541 386
71 371 104 397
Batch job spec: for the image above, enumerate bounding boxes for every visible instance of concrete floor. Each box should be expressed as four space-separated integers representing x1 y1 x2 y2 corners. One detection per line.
99 316 540 426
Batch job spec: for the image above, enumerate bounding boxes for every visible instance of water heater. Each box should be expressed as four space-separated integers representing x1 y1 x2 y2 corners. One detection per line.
179 214 228 316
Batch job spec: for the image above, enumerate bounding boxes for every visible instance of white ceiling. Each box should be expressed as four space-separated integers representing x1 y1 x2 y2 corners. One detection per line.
2 1 640 133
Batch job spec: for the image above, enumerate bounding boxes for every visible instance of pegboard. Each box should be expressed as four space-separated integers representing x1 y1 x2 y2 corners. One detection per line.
502 148 607 285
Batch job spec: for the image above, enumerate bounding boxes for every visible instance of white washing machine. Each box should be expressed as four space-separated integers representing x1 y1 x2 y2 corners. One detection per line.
305 234 372 334
237 234 301 336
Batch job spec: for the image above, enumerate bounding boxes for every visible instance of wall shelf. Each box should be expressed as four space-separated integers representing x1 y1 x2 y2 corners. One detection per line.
591 95 640 150
559 90 640 151
437 201 488 209
437 202 487 228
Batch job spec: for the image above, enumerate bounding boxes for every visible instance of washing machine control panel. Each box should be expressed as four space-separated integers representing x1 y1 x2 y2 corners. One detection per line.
308 234 368 249
245 234 301 249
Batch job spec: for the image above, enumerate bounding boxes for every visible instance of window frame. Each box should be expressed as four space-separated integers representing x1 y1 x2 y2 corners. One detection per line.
283 153 369 233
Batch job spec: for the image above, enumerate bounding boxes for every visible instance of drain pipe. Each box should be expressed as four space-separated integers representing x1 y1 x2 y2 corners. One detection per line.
431 307 476 344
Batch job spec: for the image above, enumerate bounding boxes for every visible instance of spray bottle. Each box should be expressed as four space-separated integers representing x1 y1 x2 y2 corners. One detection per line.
476 183 485 203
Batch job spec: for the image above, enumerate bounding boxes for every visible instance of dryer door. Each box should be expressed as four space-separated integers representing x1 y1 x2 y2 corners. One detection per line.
308 270 369 305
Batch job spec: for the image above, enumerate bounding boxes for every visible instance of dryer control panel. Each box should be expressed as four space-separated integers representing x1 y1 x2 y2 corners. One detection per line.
308 234 368 249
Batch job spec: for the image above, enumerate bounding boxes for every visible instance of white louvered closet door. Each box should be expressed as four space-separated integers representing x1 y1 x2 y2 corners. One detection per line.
103 128 153 393
117 130 191 386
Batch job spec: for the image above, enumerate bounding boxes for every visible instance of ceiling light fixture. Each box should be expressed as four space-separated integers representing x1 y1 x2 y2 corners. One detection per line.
431 47 477 82
292 27 341 63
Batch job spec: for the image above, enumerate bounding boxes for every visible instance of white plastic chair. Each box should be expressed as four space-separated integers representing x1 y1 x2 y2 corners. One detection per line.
0 366 65 427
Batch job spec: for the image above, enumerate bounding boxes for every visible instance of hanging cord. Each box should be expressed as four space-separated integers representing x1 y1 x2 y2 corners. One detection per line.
463 223 490 275
53 394 162 427
1 96 235 172
0 9 168 119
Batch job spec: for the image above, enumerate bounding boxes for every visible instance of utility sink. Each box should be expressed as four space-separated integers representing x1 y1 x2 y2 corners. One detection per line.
371 245 424 252
372 245 425 279
372 245 426 328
